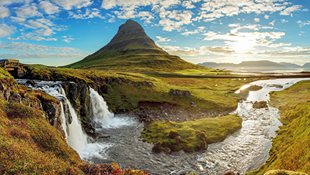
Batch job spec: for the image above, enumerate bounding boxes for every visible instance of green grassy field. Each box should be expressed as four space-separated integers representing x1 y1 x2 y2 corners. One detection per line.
248 80 310 175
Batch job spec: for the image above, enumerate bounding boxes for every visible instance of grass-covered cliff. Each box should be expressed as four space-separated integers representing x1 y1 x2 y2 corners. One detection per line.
0 68 147 175
248 80 310 175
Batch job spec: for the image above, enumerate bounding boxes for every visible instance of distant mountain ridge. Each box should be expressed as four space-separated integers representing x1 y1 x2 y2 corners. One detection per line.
199 60 309 72
68 20 197 71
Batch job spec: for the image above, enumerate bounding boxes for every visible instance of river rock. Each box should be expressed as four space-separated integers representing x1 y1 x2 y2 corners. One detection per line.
252 101 268 109
26 80 36 86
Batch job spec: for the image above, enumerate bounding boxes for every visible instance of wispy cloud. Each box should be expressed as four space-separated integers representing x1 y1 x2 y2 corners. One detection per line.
156 36 171 44
0 42 86 59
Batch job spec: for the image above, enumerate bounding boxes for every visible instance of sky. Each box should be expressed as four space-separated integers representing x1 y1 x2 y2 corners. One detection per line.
0 0 309 66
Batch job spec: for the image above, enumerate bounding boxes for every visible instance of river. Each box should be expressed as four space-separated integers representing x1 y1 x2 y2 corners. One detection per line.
17 78 310 175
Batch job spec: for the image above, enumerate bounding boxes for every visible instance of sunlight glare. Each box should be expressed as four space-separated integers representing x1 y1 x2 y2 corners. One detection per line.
230 38 255 53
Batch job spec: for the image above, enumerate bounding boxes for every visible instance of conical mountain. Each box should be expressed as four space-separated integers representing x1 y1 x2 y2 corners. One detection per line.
68 20 197 70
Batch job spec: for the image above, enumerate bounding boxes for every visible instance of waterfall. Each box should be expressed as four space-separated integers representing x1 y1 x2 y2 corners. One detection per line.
16 80 134 161
59 87 88 154
89 87 135 128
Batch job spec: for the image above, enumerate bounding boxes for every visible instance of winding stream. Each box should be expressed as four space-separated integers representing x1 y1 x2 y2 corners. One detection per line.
17 78 310 175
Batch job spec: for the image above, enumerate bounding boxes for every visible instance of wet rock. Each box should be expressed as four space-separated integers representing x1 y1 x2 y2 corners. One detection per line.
152 144 171 154
26 80 36 86
40 99 60 126
253 101 268 109
62 82 95 136
96 133 110 139
169 89 192 97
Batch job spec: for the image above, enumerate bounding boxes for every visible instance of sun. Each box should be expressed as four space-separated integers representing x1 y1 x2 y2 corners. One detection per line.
230 38 256 53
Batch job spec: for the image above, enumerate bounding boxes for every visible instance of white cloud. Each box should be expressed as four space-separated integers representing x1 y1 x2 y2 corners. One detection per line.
182 1 195 9
0 42 84 59
269 20 276 26
161 45 234 57
0 6 9 18
138 11 154 23
156 36 171 43
100 0 303 32
39 1 60 15
11 17 65 41
181 26 205 36
159 10 192 31
0 24 15 37
0 0 25 6
196 0 288 22
280 5 302 16
63 36 74 43
15 4 41 18
10 16 26 23
69 8 105 19
281 19 288 23
297 20 310 28
52 0 92 10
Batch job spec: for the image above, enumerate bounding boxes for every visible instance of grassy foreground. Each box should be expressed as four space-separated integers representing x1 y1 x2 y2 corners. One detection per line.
142 115 242 153
248 80 310 175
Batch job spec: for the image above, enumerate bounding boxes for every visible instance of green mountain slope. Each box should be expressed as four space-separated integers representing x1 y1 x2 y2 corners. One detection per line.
67 20 197 71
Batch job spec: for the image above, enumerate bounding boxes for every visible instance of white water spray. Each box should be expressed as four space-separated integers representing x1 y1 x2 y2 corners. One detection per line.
89 87 135 128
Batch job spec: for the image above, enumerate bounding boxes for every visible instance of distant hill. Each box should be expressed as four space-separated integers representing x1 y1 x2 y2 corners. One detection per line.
199 60 305 72
67 20 197 71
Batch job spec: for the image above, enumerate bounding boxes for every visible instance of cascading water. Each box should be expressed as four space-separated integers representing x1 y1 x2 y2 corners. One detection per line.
89 87 135 128
16 80 92 157
59 87 88 154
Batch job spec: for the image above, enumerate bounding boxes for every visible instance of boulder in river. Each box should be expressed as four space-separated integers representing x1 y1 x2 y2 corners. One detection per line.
252 101 268 109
